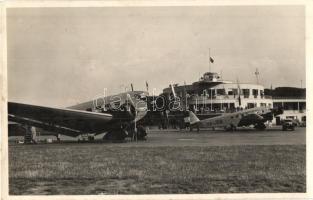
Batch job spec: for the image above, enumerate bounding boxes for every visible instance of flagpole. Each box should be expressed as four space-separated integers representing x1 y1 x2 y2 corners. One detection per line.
209 48 211 72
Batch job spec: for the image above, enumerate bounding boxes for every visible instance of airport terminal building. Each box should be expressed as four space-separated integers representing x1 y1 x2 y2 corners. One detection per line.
271 87 306 125
162 72 306 125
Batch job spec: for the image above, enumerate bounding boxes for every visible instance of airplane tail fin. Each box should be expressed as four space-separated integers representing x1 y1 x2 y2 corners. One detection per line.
189 111 200 125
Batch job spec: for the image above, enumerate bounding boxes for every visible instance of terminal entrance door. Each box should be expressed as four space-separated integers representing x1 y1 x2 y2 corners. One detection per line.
276 116 281 125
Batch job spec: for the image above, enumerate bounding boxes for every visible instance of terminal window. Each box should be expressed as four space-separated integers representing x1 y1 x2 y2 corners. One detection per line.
273 102 283 108
260 90 264 98
283 102 298 110
217 89 225 95
231 89 238 95
260 103 266 107
299 102 306 110
252 89 258 98
207 89 216 97
242 89 250 98
247 103 256 108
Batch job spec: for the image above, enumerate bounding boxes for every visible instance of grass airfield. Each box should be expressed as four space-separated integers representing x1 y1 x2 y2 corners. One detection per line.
9 127 306 195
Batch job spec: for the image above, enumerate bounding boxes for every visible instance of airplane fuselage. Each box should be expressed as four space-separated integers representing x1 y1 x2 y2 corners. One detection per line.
190 107 275 130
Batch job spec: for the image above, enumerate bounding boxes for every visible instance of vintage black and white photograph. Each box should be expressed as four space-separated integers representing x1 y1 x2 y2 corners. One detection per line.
4 2 308 196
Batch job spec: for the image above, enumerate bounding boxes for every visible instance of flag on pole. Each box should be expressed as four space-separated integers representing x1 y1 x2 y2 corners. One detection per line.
210 57 214 63
130 83 134 91
145 81 149 92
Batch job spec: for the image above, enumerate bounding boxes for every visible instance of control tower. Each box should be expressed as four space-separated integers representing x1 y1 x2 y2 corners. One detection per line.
200 72 221 82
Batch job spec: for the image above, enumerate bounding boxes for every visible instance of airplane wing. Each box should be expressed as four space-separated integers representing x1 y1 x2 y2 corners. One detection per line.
8 102 133 137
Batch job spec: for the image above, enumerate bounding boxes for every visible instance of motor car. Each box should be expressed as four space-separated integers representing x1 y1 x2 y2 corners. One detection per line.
282 119 295 131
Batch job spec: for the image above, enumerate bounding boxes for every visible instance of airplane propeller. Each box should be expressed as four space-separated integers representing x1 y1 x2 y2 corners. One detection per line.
271 107 284 116
125 93 137 119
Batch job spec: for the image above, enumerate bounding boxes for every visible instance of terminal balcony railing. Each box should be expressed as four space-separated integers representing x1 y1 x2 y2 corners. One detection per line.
189 94 273 100
272 96 306 99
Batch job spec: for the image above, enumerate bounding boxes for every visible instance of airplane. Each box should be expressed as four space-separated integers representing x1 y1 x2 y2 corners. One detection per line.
188 106 283 131
8 91 149 143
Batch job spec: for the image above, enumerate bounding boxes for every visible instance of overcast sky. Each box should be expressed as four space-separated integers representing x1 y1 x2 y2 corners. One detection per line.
7 6 305 107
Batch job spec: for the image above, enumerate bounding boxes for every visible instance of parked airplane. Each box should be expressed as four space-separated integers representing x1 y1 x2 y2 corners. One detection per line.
8 91 149 143
188 106 283 131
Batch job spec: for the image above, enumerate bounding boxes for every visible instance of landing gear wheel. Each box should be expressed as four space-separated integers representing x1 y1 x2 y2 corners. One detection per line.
88 136 95 141
255 123 266 130
104 130 127 141
230 124 236 132
137 125 147 140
